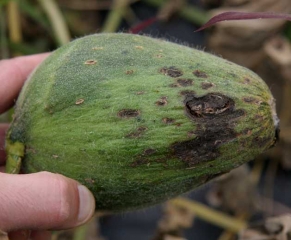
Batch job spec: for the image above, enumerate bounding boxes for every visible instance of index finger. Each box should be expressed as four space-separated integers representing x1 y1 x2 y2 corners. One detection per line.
0 53 50 114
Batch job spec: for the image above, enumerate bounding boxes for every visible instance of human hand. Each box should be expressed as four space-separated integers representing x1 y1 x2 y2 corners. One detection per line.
0 54 95 240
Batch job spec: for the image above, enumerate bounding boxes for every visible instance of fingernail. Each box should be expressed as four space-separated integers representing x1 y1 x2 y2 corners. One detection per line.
77 185 95 225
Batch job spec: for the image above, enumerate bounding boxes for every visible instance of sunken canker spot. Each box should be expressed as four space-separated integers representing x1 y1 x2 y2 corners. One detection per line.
160 66 183 78
118 109 140 118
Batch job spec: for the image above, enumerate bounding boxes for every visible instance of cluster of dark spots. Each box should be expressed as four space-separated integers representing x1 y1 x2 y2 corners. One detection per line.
121 50 129 55
155 96 168 106
126 70 134 75
126 126 148 138
118 109 140 118
201 82 215 90
156 54 163 58
170 93 245 167
180 90 196 96
84 60 97 65
160 66 183 78
162 117 176 124
177 79 193 87
193 70 208 78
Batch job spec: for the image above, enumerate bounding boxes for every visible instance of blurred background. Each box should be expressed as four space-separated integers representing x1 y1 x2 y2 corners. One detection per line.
1 0 291 239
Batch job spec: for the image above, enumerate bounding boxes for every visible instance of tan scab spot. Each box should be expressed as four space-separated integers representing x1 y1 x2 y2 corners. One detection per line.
126 70 134 75
155 96 168 106
118 109 140 118
92 47 103 50
84 60 97 65
193 70 208 78
136 91 145 95
52 155 59 159
201 82 215 90
156 54 163 58
75 99 85 105
135 46 144 50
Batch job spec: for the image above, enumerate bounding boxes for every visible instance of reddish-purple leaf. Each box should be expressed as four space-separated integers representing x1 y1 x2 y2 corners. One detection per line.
128 17 158 34
195 11 291 32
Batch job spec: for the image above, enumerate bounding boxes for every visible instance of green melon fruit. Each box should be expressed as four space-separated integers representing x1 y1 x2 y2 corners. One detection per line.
6 33 278 212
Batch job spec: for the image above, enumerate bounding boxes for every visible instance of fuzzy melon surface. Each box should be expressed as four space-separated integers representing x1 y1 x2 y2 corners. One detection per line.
6 33 278 211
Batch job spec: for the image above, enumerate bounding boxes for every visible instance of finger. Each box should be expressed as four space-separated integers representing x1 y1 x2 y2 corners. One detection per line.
30 230 52 240
0 171 95 232
0 123 9 165
0 53 50 113
8 230 30 240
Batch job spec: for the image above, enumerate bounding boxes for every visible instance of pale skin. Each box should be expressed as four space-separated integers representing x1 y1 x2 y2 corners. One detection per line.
0 54 95 240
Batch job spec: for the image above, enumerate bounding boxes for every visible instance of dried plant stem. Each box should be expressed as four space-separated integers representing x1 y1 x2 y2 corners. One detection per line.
218 160 263 240
170 198 247 232
280 82 291 128
263 157 279 217
0 7 8 59
7 0 22 56
250 157 264 185
143 0 209 25
72 223 90 240
37 0 70 46
101 0 132 33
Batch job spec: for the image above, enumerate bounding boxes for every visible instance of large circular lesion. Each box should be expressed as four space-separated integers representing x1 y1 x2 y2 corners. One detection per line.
184 93 235 119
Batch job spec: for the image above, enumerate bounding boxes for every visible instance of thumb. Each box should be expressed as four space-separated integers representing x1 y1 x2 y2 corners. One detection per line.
0 171 95 232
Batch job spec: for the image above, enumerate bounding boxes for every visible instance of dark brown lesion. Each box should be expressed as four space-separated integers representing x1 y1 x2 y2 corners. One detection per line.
193 70 208 78
177 79 193 87
155 96 168 106
184 93 235 119
118 109 140 118
171 93 245 167
160 66 183 78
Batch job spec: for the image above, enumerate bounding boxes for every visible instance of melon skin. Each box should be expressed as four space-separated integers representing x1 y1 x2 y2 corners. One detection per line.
6 33 278 212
